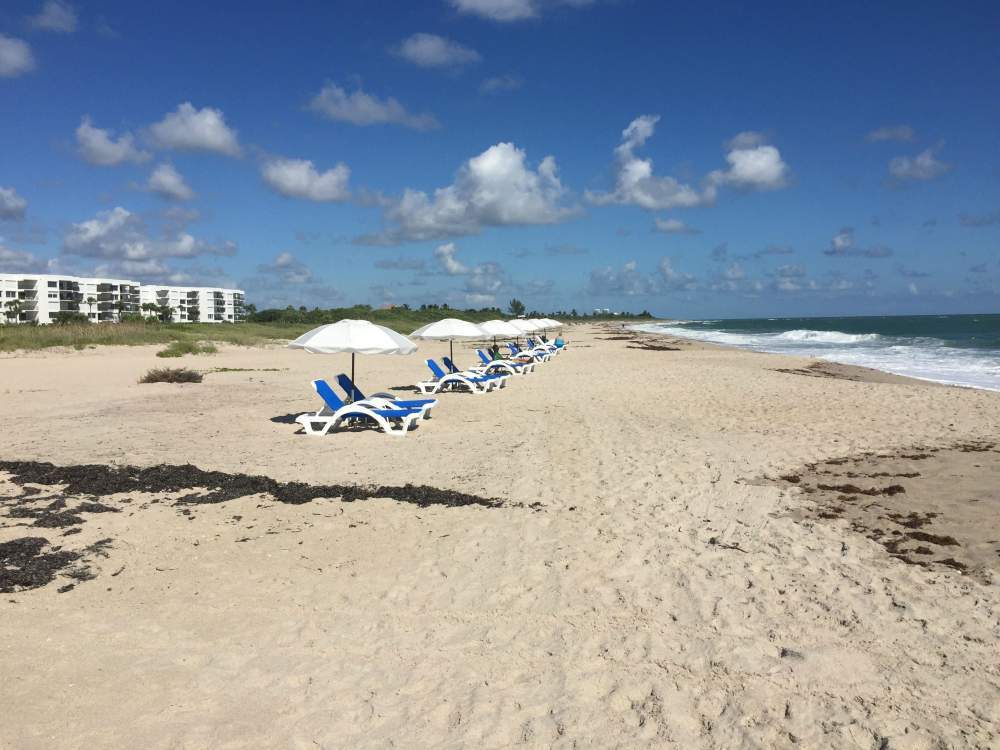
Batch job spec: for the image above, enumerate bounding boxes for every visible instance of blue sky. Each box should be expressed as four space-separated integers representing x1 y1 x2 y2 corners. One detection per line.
1 0 998 317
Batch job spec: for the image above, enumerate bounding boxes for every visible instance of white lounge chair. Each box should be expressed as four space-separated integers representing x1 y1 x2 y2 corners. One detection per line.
296 379 421 436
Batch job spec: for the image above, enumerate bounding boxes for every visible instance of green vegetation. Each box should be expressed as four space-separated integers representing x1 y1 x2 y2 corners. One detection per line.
138 367 203 384
248 302 654 329
0 303 655 353
508 298 526 316
156 340 218 358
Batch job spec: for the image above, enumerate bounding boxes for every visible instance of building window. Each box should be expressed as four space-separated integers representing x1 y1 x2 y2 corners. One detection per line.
48 281 57 287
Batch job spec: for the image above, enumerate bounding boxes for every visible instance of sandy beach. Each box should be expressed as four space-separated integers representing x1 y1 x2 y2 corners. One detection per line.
1 325 998 748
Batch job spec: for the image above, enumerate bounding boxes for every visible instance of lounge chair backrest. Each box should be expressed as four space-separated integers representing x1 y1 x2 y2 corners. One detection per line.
312 379 345 411
477 349 491 365
442 356 461 374
527 338 536 347
426 359 447 380
336 373 364 401
507 343 518 354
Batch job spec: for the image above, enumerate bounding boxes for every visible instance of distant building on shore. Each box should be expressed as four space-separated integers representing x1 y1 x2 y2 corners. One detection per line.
139 285 245 324
0 274 245 325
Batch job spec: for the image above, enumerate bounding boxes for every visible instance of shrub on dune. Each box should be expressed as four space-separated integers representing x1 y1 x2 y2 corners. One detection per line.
138 367 203 384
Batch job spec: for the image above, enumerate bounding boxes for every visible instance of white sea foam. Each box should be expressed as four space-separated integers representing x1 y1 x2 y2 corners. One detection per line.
630 323 1000 391
775 329 880 344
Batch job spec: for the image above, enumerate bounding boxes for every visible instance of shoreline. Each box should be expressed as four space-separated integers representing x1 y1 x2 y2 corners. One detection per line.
619 323 939 388
2 327 998 747
628 319 999 392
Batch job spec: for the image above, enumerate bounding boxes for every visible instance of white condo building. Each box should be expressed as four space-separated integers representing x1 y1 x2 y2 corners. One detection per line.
139 285 245 323
0 274 244 325
0 273 141 325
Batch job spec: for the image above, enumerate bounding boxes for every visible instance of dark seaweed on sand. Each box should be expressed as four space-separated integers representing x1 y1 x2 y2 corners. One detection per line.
0 460 502 509
0 537 81 593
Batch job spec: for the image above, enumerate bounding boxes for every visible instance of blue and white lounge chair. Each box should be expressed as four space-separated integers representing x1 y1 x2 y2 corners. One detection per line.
335 373 437 419
442 356 517 385
508 342 551 362
416 359 503 395
475 349 535 375
527 337 560 354
295 379 421 436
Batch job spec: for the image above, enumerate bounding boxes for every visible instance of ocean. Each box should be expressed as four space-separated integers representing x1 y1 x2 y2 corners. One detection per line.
632 314 1000 391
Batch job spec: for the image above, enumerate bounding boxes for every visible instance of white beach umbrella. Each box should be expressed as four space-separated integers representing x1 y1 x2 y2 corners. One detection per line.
479 319 522 339
507 318 543 348
540 318 563 329
410 317 487 362
288 319 417 395
508 318 541 334
477 319 523 355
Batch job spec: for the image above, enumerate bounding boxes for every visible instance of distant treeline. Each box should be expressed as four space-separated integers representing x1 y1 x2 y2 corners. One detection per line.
247 300 655 325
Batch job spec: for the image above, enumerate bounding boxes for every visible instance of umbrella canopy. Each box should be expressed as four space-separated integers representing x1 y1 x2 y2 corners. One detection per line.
289 319 417 355
540 318 563 329
479 319 522 338
288 319 417 398
508 318 541 333
410 318 487 361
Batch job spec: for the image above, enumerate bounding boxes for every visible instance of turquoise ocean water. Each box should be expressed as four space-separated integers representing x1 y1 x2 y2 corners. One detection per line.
633 314 1000 391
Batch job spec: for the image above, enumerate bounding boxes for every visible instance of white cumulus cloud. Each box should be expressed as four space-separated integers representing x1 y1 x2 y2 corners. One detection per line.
0 187 28 220
587 117 790 210
480 74 523 93
149 102 241 157
434 242 469 275
653 217 700 235
361 142 574 244
394 33 481 68
28 1 77 33
307 82 438 130
76 116 151 166
707 132 789 190
147 163 194 201
450 0 596 21
586 115 717 210
262 157 351 202
431 242 509 305
0 244 46 273
865 125 915 143
658 258 697 291
0 34 35 78
240 252 340 308
888 148 951 182
63 206 236 262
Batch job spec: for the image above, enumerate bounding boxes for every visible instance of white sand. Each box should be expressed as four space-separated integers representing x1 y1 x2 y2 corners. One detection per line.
1 327 998 748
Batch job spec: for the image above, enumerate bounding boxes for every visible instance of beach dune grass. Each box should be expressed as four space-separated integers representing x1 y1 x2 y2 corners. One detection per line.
0 309 638 354
156 340 218 358
0 321 304 353
138 367 203 384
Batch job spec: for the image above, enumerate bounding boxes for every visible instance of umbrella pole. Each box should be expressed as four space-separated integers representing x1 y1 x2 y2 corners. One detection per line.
351 352 355 402
450 339 454 362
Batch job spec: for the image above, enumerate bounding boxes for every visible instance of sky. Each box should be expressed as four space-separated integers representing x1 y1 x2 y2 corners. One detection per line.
1 0 998 318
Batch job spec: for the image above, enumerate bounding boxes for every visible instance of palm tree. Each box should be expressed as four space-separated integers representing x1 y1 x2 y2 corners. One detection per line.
85 296 97 320
4 299 23 324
